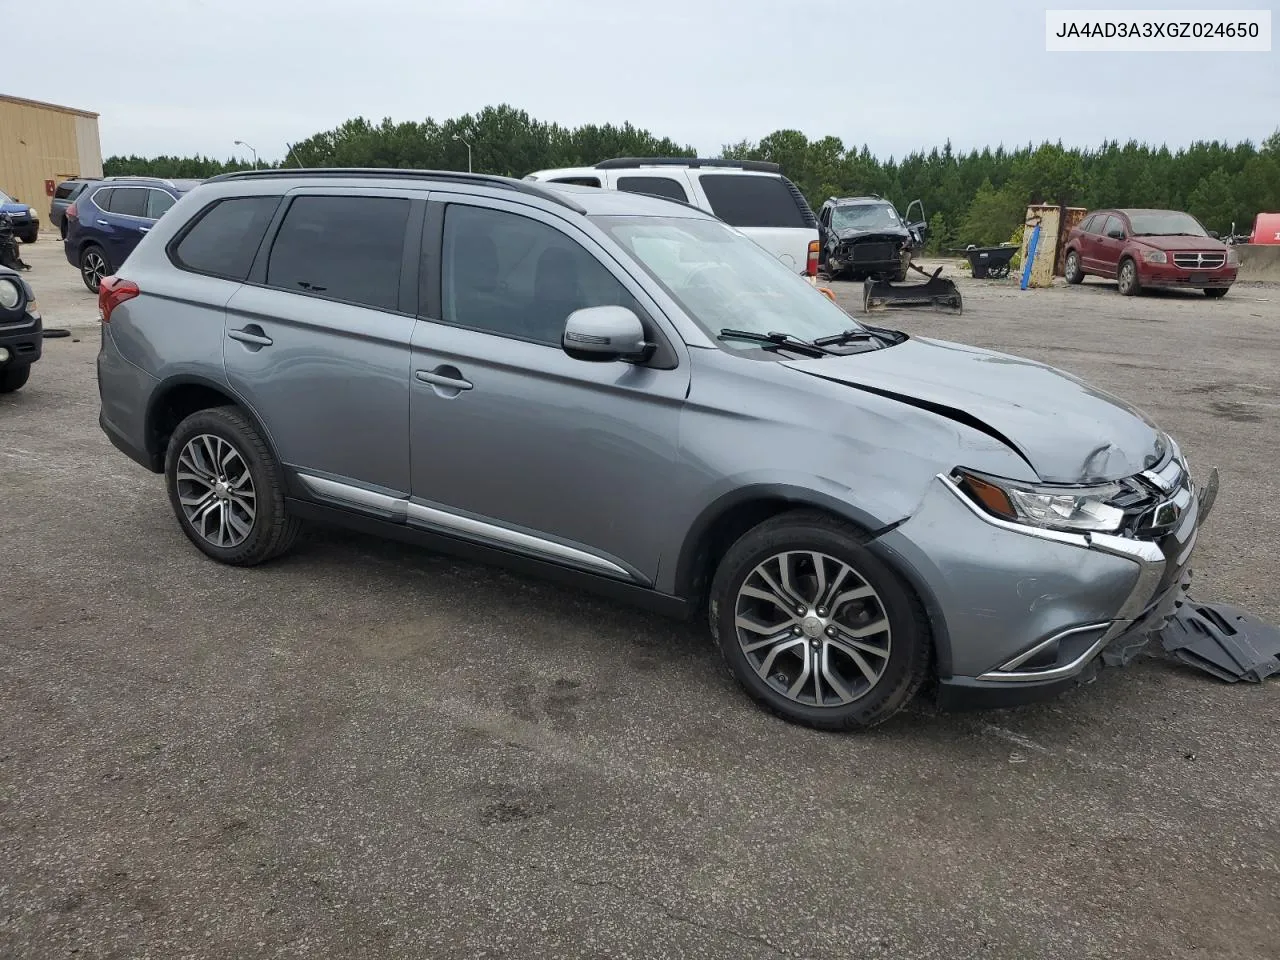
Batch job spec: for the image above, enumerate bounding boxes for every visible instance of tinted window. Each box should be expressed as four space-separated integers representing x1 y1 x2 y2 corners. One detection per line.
109 188 148 218
441 203 640 346
550 176 601 187
615 176 689 204
173 196 281 280
266 195 409 311
698 174 809 228
55 182 81 200
90 188 113 211
146 189 176 218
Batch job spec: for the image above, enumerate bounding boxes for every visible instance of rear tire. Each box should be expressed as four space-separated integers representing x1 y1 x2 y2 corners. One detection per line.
164 406 301 566
708 510 931 731
1064 249 1084 284
79 244 110 294
0 364 31 393
1117 257 1140 297
1204 287 1229 299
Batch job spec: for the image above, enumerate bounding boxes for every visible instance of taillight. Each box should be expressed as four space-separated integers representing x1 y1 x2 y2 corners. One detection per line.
66 202 78 220
806 240 820 277
98 276 139 323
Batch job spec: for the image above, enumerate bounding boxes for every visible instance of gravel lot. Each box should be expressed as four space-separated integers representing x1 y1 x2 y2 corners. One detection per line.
3 239 1279 959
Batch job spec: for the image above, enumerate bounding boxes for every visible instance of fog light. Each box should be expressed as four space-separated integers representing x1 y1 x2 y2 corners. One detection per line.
0 346 10 363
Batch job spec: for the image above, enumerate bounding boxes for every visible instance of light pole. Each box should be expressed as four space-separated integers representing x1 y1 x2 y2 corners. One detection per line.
452 133 473 173
234 140 258 166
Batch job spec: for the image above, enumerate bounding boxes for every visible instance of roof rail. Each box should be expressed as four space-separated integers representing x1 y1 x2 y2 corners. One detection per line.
203 167 587 214
104 175 179 188
594 157 782 174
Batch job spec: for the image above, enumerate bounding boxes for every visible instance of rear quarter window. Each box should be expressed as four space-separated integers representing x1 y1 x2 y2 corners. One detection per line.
171 196 282 280
697 174 813 229
549 176 601 187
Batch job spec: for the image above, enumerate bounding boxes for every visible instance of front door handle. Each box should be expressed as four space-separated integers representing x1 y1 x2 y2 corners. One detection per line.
416 367 473 394
139 226 150 233
228 326 273 347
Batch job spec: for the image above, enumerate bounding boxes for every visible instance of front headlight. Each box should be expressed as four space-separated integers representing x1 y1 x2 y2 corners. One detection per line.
0 277 23 311
27 207 36 218
953 469 1126 533
1141 249 1167 264
1226 248 1240 266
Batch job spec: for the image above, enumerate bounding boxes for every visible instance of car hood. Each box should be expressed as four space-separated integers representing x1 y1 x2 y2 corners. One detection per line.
780 336 1166 483
0 202 31 215
834 227 910 242
1131 234 1225 251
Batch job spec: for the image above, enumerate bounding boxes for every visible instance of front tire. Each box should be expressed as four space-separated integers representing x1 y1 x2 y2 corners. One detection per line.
0 364 31 393
19 229 37 244
79 244 110 294
1064 250 1084 284
708 510 931 731
1204 287 1229 299
1117 257 1141 297
164 406 300 566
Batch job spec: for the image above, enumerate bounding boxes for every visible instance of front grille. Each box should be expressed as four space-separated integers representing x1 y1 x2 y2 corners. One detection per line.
1172 252 1225 269
847 242 896 263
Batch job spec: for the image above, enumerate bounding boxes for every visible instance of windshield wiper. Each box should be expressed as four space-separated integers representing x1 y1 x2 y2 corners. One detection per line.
717 328 832 358
812 325 900 348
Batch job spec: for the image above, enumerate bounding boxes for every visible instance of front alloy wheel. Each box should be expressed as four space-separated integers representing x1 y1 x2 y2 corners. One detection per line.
734 551 892 707
1117 258 1140 296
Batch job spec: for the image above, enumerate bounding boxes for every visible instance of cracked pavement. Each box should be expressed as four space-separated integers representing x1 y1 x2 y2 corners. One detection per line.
2 241 1279 959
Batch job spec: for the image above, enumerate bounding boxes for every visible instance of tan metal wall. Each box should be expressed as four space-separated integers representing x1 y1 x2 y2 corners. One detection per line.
0 94 102 227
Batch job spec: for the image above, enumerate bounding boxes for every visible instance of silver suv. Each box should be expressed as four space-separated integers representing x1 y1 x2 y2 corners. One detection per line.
95 169 1218 730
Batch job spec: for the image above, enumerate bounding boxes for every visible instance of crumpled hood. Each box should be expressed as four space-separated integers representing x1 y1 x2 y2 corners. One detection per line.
781 336 1166 483
835 227 909 243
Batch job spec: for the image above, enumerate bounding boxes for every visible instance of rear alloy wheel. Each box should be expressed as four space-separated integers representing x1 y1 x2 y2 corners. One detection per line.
1064 250 1084 284
1117 257 1140 297
709 511 930 730
0 364 31 393
1204 287 1229 299
79 245 110 294
165 406 300 566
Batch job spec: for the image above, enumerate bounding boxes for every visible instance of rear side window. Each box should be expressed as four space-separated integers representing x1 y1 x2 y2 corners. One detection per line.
550 176 601 187
698 174 811 229
266 195 409 311
108 188 148 218
615 176 689 204
55 181 81 200
145 189 176 218
172 196 281 280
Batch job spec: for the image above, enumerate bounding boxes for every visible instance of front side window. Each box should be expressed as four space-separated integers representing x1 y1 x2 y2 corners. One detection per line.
1102 215 1126 238
440 203 640 346
173 196 281 280
266 195 409 311
615 176 689 204
697 174 810 229
594 215 866 349
108 188 148 218
145 189 176 219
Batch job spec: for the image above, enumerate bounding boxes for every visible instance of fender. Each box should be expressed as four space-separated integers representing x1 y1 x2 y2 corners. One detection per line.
144 373 284 474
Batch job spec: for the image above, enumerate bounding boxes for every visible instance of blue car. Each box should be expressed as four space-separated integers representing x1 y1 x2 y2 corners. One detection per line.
64 177 200 292
0 189 40 244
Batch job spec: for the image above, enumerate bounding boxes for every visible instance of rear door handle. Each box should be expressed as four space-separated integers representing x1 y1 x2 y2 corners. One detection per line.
228 326 273 347
96 219 109 225
415 368 473 391
139 226 150 233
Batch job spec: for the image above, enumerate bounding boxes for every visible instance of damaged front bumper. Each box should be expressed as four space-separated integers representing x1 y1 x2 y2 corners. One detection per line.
869 446 1219 711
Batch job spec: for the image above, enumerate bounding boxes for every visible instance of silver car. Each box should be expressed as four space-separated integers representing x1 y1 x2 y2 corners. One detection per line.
95 169 1218 730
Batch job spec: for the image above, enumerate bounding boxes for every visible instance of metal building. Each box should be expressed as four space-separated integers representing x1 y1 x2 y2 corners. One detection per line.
0 94 103 228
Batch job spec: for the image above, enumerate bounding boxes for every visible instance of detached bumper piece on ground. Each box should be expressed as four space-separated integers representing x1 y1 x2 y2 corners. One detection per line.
1159 600 1280 683
863 263 963 315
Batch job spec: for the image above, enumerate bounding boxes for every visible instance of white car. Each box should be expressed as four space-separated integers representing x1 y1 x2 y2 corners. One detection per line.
524 158 820 278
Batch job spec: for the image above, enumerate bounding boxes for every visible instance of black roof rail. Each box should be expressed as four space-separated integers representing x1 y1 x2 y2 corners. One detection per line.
202 167 587 214
594 157 783 174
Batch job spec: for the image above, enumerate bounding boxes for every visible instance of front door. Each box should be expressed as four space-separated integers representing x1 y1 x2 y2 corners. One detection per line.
408 196 689 585
222 191 421 496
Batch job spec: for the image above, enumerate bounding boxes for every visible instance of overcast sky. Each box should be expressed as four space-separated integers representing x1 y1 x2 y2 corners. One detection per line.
7 0 1277 164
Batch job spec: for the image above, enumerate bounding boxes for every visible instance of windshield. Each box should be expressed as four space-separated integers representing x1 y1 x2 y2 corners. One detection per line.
593 215 866 348
1127 211 1208 237
0 191 12 205
831 203 899 232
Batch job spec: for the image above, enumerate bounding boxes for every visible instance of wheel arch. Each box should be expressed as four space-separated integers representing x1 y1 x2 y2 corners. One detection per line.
144 375 280 473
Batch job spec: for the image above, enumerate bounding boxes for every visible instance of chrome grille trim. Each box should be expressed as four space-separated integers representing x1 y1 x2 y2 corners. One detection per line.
1171 252 1226 269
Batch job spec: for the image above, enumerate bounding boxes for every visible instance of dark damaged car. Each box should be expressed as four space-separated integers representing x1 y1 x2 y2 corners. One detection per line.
95 170 1219 732
818 196 927 280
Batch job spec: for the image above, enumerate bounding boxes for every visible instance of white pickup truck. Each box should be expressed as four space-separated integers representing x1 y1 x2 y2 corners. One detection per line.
524 158 821 279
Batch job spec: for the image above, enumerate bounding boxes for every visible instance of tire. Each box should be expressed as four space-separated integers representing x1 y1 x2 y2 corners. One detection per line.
708 510 931 731
1064 249 1084 284
164 405 301 566
59 221 68 241
1117 257 1140 297
79 244 111 294
19 229 38 244
0 364 31 393
1204 287 1229 299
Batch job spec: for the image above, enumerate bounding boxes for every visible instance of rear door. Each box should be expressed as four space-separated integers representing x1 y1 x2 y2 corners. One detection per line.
1074 214 1101 270
97 187 152 265
687 172 818 276
221 189 422 496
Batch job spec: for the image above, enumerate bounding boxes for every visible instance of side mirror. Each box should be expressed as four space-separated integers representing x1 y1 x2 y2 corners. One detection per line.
1107 228 1125 240
1208 230 1220 240
563 305 650 363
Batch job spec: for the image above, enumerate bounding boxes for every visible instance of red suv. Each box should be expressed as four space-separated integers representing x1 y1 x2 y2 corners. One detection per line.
1063 208 1238 298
